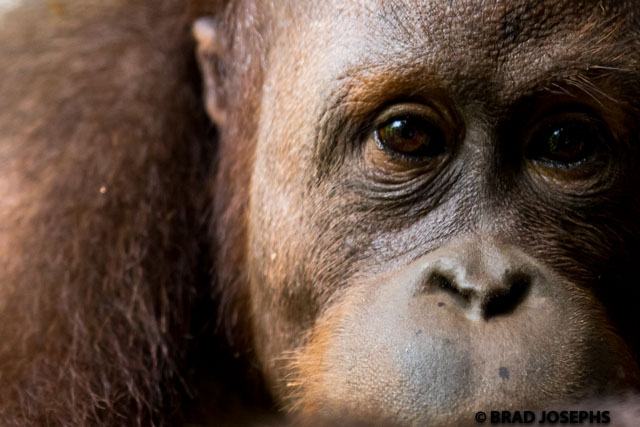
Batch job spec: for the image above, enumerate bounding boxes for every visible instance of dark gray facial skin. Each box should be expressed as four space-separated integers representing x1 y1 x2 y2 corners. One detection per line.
198 0 640 424
1 0 640 425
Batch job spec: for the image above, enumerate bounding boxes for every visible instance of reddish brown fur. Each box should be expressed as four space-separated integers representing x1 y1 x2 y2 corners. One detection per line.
0 1 265 424
2 0 640 426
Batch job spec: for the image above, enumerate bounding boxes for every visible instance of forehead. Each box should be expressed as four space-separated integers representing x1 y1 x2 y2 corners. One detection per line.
290 0 636 40
267 0 639 102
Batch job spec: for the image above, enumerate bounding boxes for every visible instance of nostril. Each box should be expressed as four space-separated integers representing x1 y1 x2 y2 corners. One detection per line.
418 261 534 320
425 271 472 309
483 272 531 319
413 241 538 320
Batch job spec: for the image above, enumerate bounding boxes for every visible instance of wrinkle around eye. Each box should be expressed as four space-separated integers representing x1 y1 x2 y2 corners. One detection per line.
311 65 454 182
363 141 444 181
352 153 462 208
312 88 378 183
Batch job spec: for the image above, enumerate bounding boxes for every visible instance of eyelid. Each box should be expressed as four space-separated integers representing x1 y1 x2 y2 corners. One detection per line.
522 101 607 139
373 102 448 129
522 102 605 133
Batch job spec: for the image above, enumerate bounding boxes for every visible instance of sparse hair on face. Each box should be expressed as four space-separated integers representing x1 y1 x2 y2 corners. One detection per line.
1 1 640 425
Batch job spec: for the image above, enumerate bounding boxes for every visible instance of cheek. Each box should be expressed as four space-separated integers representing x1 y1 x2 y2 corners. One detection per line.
246 47 341 383
246 125 323 385
246 135 371 391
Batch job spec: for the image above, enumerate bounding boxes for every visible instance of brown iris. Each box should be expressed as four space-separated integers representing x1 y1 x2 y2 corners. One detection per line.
375 117 446 159
526 121 600 168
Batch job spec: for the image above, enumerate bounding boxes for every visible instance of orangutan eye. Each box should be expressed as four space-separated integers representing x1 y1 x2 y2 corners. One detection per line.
375 116 447 160
526 121 602 168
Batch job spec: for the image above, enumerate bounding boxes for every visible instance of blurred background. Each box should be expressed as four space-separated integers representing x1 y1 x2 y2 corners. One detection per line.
0 0 17 11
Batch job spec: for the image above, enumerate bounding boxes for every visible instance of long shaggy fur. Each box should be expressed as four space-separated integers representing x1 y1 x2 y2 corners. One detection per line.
0 1 234 424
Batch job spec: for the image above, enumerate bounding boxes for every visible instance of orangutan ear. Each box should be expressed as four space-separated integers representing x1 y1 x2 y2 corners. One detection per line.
193 17 228 126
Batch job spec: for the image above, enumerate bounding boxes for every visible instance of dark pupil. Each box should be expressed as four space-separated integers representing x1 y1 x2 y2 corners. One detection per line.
390 120 415 140
377 118 444 157
531 123 596 166
548 128 583 159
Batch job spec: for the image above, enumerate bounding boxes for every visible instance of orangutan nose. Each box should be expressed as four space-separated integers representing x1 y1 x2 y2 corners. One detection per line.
415 237 534 321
